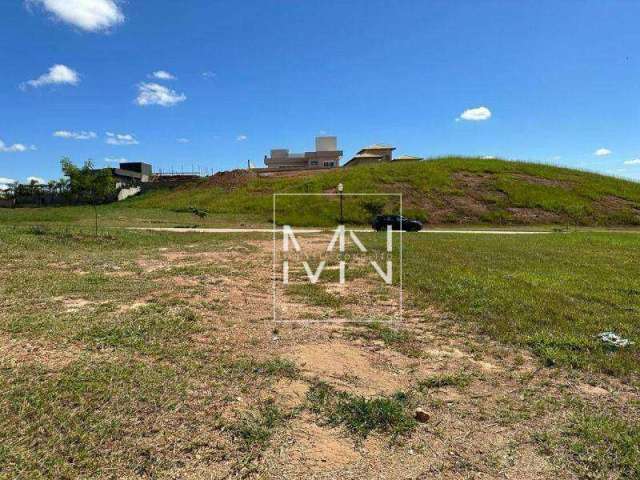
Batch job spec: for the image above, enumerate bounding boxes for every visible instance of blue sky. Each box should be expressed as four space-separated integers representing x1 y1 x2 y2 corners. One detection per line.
1 0 639 185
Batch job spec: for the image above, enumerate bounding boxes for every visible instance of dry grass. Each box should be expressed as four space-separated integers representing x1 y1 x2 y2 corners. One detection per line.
0 226 638 479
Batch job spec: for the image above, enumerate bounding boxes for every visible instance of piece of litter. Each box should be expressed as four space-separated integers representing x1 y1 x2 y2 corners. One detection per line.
598 332 634 348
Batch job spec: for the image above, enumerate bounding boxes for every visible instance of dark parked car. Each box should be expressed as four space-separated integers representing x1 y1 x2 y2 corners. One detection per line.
372 215 423 232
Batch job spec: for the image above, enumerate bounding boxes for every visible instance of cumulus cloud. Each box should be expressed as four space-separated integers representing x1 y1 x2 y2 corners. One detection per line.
53 130 96 140
0 139 30 153
624 158 640 165
104 156 127 163
28 0 124 32
458 106 492 121
177 138 190 143
135 82 186 107
0 177 17 185
594 148 612 156
105 132 139 145
22 64 79 89
151 70 176 80
27 176 46 185
236 134 248 141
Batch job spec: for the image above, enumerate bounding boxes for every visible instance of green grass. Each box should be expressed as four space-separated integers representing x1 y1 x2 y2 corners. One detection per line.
347 321 422 357
4 157 640 227
121 157 640 227
563 410 640 479
0 222 638 477
306 382 416 438
286 282 343 308
383 231 640 378
78 304 200 356
0 358 186 479
534 406 640 479
229 401 286 452
417 371 472 390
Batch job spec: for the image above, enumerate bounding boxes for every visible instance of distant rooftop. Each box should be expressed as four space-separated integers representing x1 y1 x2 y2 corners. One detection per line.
352 152 384 159
359 144 396 151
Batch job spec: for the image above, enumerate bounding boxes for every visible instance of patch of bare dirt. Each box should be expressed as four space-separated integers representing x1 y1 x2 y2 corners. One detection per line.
596 195 640 213
510 173 574 188
53 296 104 313
206 169 257 191
286 341 405 395
0 334 81 370
507 207 564 224
268 416 360 476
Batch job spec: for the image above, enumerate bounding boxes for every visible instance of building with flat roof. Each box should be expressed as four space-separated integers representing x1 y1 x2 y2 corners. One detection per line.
264 136 342 170
109 162 153 184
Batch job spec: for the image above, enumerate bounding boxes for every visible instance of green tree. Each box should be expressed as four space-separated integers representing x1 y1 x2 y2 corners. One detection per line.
61 158 117 235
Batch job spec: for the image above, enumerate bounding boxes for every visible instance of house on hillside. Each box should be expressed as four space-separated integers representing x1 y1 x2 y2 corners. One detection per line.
344 144 395 167
344 144 422 167
95 162 153 201
110 162 153 185
263 136 343 170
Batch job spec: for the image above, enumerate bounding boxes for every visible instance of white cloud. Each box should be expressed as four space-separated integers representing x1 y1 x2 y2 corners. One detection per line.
236 134 248 141
104 156 127 163
594 148 612 156
459 106 492 121
53 130 96 140
22 64 79 89
105 132 139 145
624 158 640 165
135 82 186 107
177 138 190 143
28 0 124 32
0 139 30 153
151 70 176 80
202 71 216 79
0 177 17 185
27 176 46 185
481 155 495 159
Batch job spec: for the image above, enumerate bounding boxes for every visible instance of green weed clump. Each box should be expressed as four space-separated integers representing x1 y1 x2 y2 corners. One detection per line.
306 382 416 438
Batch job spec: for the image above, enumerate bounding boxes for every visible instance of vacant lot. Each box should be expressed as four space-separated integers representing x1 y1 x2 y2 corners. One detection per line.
0 226 638 479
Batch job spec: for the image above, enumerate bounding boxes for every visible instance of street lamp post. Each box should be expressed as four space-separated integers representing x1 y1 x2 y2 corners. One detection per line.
337 183 344 225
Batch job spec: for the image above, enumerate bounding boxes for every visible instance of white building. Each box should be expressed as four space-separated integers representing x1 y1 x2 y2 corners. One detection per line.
264 136 343 170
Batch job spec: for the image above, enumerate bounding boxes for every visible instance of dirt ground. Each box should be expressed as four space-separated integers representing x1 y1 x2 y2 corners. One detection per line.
152 234 637 479
2 232 637 479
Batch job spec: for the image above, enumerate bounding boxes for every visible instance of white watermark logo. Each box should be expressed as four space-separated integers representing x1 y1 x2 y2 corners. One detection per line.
272 192 403 323
280 225 394 285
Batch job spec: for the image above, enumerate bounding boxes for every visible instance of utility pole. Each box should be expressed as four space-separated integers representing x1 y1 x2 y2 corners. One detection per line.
338 183 344 225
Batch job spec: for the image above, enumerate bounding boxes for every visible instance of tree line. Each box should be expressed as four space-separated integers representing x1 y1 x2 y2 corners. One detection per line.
2 159 117 206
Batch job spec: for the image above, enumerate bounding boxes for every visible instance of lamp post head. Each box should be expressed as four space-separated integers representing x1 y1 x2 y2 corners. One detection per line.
337 183 344 193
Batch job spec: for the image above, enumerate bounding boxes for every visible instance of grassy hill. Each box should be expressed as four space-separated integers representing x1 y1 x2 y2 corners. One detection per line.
3 157 640 228
126 157 640 227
